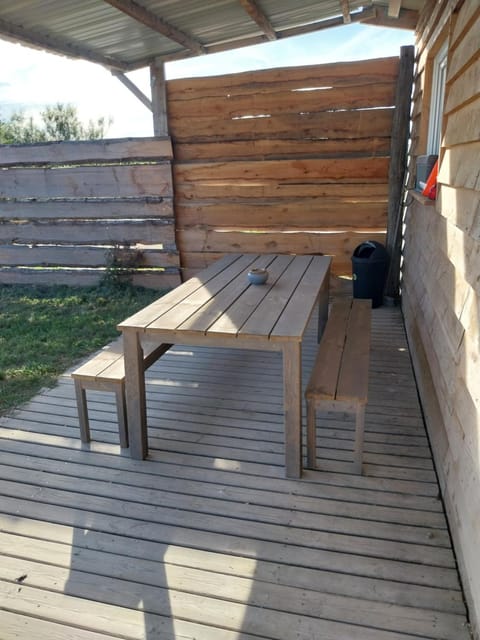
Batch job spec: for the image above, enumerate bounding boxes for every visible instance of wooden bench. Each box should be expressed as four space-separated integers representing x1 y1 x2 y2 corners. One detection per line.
71 338 171 448
305 298 371 474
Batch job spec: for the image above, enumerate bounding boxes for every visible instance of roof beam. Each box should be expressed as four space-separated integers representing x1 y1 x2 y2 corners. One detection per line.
0 17 129 70
136 7 379 68
388 0 402 18
103 0 206 55
362 6 418 30
238 0 277 40
340 0 352 24
111 70 152 111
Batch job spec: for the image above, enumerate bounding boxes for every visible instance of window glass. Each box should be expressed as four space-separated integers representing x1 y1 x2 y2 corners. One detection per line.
427 41 448 155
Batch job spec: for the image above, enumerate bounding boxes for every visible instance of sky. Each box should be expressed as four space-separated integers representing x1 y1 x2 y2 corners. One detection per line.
0 24 414 138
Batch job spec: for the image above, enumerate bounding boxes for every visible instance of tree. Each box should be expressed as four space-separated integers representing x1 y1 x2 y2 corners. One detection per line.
0 103 112 144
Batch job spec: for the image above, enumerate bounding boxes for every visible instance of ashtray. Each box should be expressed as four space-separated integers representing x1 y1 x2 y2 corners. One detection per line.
247 268 268 285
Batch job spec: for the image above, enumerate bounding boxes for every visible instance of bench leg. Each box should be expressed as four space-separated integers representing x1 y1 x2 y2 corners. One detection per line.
74 379 90 443
353 403 366 474
306 399 317 469
115 382 129 449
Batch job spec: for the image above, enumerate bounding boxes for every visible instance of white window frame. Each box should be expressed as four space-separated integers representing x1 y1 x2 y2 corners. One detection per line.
427 41 448 155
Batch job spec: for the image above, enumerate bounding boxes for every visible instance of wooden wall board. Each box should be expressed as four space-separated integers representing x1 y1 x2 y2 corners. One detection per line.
450 0 480 46
174 157 390 183
168 83 396 120
178 229 385 276
0 268 180 288
403 2 480 611
175 182 389 201
0 164 173 199
173 137 391 162
168 108 394 142
167 57 399 100
0 137 173 167
0 245 180 268
438 142 480 189
0 199 174 220
444 57 480 114
176 200 387 230
447 15 480 81
0 220 175 247
0 136 177 286
443 97 480 146
416 0 458 60
169 58 398 290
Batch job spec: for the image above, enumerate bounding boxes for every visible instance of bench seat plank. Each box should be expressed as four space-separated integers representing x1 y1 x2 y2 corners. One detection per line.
336 299 371 404
305 297 372 474
305 299 351 400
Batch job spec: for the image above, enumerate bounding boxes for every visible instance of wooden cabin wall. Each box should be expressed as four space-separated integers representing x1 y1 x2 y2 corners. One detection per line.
0 138 180 289
402 0 480 635
167 58 400 288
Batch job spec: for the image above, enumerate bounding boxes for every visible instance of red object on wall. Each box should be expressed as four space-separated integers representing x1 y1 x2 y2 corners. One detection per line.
422 159 438 200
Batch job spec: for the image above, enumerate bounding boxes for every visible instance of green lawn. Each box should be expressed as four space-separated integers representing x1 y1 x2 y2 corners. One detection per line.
0 283 163 416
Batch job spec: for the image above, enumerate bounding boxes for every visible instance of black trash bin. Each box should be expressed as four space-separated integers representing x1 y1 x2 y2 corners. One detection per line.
351 241 389 308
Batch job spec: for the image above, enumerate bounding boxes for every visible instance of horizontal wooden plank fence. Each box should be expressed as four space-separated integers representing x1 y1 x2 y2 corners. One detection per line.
168 57 399 286
1 56 399 291
0 137 181 288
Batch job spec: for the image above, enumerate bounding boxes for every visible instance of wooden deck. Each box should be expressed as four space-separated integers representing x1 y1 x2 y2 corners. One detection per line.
0 305 471 639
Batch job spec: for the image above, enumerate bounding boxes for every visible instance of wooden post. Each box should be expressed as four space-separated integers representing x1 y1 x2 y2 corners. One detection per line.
150 57 168 136
385 45 415 300
283 341 302 478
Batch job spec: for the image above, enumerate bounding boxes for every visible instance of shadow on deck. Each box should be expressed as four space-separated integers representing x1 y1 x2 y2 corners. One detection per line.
0 305 471 639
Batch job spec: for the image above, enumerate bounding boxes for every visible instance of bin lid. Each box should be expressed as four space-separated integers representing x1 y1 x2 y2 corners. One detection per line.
352 241 389 262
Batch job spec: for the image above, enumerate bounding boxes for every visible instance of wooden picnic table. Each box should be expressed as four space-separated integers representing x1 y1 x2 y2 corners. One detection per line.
117 253 331 478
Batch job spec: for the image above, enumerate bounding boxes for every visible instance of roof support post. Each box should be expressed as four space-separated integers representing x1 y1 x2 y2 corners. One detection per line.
385 44 415 300
150 58 168 136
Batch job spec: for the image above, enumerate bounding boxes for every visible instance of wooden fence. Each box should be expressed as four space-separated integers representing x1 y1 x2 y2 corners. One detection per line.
168 57 399 286
0 137 180 288
1 56 401 291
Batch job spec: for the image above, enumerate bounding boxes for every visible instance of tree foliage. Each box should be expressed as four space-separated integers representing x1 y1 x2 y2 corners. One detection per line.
0 103 112 144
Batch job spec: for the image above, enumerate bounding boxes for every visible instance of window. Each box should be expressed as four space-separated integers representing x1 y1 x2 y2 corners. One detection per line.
427 41 448 155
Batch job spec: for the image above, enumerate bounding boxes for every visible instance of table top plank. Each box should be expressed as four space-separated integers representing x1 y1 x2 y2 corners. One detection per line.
118 253 243 330
238 255 314 339
178 254 275 334
207 254 295 336
119 253 331 345
147 254 258 332
271 255 331 340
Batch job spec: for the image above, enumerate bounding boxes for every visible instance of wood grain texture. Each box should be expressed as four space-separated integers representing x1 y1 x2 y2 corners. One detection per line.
167 57 399 99
169 108 394 142
0 138 176 287
0 137 172 167
169 58 397 285
400 5 480 631
0 304 470 640
0 164 173 199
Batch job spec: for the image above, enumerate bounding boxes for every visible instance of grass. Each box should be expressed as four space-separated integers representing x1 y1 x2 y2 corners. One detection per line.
0 282 163 416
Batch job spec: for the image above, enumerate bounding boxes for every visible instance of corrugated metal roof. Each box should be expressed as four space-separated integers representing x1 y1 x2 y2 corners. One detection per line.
0 0 425 71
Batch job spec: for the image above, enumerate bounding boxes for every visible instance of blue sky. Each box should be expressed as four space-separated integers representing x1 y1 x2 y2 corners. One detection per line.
0 24 414 138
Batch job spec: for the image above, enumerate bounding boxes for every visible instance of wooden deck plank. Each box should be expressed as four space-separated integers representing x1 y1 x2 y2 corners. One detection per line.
0 305 470 639
0 549 469 640
0 460 450 548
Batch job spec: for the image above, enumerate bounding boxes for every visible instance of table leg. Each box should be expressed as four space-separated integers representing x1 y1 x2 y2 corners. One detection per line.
283 341 302 478
123 330 148 459
317 271 330 342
